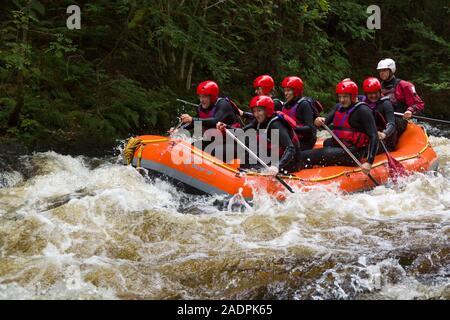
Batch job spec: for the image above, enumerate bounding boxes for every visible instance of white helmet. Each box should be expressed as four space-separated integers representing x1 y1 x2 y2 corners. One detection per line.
377 58 396 73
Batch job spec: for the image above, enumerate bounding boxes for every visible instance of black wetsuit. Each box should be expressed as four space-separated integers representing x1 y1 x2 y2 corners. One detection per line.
366 97 398 151
274 98 283 112
240 115 300 172
299 103 379 168
183 98 237 131
183 98 238 157
381 77 409 135
282 97 318 151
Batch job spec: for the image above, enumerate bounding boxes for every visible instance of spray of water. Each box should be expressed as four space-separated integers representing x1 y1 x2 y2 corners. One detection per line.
0 129 449 299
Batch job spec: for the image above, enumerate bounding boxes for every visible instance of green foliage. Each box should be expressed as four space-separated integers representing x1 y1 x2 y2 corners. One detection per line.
46 33 77 59
0 0 448 152
357 0 450 117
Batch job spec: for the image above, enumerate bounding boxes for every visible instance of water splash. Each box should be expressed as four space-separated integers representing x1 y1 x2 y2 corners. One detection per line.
0 133 449 299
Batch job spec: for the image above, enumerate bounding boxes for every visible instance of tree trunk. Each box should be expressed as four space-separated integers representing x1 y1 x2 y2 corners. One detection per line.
180 46 187 81
8 74 24 127
8 10 29 127
159 40 167 68
186 58 194 91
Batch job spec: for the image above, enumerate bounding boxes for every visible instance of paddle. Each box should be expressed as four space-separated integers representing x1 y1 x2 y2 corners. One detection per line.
168 119 184 137
394 112 450 125
176 98 197 107
173 119 184 131
379 140 408 182
322 124 380 186
224 128 295 193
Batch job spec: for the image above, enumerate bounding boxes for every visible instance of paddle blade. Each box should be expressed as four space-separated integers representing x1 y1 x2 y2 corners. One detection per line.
386 153 408 182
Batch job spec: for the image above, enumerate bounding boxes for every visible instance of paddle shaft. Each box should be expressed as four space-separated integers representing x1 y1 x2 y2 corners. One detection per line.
379 139 408 180
379 139 405 168
224 128 295 193
379 139 389 154
394 112 450 125
174 120 183 130
379 139 397 166
169 120 184 137
323 124 380 186
176 98 198 107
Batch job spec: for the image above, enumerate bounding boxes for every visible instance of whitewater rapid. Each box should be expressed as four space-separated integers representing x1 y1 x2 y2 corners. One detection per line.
0 129 449 300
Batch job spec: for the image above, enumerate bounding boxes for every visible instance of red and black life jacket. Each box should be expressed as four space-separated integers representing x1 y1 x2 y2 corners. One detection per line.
198 104 216 119
333 102 370 148
381 78 407 112
281 97 323 138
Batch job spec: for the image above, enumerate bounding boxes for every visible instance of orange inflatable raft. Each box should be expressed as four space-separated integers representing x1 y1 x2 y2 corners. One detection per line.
127 123 438 199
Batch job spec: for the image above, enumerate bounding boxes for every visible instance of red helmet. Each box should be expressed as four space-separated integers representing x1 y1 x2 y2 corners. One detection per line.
196 80 219 103
336 79 358 102
362 77 382 93
249 95 275 118
281 76 304 96
253 75 275 95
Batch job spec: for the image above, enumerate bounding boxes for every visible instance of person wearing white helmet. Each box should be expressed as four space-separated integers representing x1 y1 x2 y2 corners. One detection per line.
377 58 425 135
377 58 397 74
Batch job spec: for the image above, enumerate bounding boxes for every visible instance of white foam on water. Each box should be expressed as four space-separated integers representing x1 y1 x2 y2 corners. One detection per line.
0 171 23 188
0 132 448 299
377 277 448 300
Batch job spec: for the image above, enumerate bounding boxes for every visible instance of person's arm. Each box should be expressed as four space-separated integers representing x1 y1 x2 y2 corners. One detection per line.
381 100 396 138
192 100 235 128
270 122 296 170
325 105 337 126
274 99 284 112
293 101 314 135
243 119 257 131
400 81 425 114
354 106 379 164
314 104 336 128
241 111 254 120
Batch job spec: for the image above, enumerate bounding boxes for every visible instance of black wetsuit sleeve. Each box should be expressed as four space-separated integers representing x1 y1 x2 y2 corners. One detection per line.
352 106 379 164
294 100 314 135
270 121 296 169
242 111 254 120
243 119 257 131
380 100 396 138
325 106 337 126
192 99 236 129
274 100 283 112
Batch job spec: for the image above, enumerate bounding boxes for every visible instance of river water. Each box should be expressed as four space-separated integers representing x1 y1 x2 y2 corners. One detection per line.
0 124 449 300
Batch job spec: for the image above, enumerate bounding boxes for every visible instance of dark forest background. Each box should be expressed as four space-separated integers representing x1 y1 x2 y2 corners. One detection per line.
0 0 449 153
